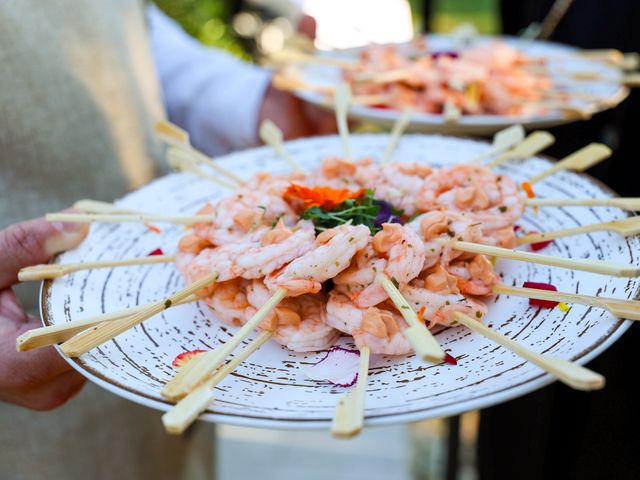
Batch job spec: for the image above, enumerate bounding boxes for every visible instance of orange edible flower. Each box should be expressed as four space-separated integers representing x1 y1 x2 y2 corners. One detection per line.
521 181 536 199
284 184 364 211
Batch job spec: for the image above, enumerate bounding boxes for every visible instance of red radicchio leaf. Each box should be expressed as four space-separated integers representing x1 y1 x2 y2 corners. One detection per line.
444 353 458 365
147 248 164 256
530 236 553 252
306 346 360 387
172 349 207 368
523 281 558 308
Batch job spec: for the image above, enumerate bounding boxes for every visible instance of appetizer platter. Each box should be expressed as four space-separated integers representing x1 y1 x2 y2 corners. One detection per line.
270 34 638 134
18 88 640 438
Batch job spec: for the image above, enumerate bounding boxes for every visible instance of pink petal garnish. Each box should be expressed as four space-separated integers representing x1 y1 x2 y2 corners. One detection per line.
147 248 164 256
306 347 360 387
523 281 558 308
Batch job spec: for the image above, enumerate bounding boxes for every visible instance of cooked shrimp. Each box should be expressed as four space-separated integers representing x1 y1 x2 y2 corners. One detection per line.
408 211 485 269
447 254 498 296
233 219 316 279
246 280 339 352
357 162 434 215
334 224 425 308
192 189 296 246
401 282 488 328
265 224 370 296
205 278 250 326
313 156 371 190
326 291 412 355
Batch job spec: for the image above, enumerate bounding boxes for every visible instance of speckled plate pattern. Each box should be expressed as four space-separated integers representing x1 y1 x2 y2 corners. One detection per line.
41 134 638 429
294 34 629 135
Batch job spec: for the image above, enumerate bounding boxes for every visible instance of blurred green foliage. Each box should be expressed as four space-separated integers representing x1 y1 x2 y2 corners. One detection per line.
153 0 248 59
430 0 499 34
154 0 499 60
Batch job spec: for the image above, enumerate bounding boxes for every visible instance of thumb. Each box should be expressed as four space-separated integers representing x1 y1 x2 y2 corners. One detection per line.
0 216 88 290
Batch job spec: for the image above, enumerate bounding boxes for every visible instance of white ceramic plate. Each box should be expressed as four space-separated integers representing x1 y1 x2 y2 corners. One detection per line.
41 134 638 429
293 35 629 135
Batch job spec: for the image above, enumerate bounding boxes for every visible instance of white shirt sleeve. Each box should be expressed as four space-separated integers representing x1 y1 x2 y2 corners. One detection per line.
146 4 271 156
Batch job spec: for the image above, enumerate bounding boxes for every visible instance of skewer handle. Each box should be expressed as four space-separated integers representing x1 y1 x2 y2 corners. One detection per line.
380 108 412 165
17 295 198 351
60 272 219 357
450 241 640 277
487 131 555 168
334 83 352 161
259 120 303 172
453 312 605 391
466 125 525 164
167 148 238 189
376 274 445 363
331 345 370 439
163 330 273 434
161 288 287 401
18 255 176 281
526 197 640 211
528 143 611 185
493 284 640 320
516 217 640 244
46 212 215 225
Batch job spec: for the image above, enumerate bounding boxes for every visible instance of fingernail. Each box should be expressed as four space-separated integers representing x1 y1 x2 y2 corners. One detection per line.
45 223 89 255
51 221 86 233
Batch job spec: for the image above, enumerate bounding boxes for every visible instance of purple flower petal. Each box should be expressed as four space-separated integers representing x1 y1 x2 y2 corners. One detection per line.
431 51 459 60
374 200 404 228
305 347 360 387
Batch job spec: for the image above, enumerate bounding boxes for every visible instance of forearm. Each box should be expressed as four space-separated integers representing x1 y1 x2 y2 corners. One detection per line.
147 5 271 156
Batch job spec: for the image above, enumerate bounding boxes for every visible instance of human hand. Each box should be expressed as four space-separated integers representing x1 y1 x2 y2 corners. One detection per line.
258 83 338 140
0 217 88 410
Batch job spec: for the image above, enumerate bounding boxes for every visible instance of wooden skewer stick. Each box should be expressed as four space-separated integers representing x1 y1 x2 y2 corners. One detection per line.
72 199 137 214
258 120 303 172
266 49 358 70
493 284 640 321
448 240 640 277
272 71 334 95
272 72 394 106
155 121 244 186
526 197 640 211
162 330 273 434
465 124 526 164
17 295 198 352
331 345 370 439
380 107 412 165
167 148 237 190
528 143 612 185
376 274 445 363
334 83 352 161
161 288 288 401
486 131 555 168
60 272 219 357
516 217 640 245
443 101 461 123
19 255 176 281
453 312 605 391
46 212 215 225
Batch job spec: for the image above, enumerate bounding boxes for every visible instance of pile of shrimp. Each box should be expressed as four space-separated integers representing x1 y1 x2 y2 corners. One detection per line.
176 157 526 357
344 40 552 116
